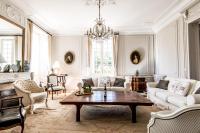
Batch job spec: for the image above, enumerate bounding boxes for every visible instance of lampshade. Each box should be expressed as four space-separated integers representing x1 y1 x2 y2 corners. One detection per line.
0 54 6 63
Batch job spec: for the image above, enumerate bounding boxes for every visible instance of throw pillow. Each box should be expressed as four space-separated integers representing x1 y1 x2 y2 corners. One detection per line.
156 80 169 90
168 81 190 96
82 78 94 87
98 77 111 87
195 87 200 94
113 78 125 87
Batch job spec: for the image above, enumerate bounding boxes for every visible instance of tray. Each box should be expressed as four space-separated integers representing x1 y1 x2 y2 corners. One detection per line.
75 91 93 96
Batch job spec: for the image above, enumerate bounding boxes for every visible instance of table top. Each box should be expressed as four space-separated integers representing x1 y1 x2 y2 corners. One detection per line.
60 91 153 106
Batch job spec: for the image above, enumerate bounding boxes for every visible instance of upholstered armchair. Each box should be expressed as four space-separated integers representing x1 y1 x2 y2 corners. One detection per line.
13 80 48 113
147 104 200 133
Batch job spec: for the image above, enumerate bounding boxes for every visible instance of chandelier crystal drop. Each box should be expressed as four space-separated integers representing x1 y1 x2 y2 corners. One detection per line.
86 0 114 40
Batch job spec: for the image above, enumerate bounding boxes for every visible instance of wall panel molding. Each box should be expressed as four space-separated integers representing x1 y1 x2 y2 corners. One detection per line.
0 0 26 27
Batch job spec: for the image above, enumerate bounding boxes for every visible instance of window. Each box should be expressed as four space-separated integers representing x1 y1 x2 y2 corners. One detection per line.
91 39 114 76
30 25 50 83
0 37 15 64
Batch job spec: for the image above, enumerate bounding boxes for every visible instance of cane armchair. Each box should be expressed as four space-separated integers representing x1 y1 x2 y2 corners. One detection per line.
13 80 48 113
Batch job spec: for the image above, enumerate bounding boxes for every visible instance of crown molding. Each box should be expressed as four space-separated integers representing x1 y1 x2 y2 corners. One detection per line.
153 0 199 33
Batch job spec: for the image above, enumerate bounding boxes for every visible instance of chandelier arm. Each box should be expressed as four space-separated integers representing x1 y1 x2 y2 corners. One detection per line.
99 0 101 20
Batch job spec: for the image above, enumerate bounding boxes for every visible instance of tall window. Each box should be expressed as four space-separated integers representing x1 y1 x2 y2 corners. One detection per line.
91 39 114 76
31 25 50 83
0 37 15 64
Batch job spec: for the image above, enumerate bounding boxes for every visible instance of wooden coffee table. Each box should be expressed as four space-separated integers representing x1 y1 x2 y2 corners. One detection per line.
60 91 153 123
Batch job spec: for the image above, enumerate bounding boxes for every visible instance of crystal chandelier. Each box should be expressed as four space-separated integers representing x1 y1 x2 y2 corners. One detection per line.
86 0 114 40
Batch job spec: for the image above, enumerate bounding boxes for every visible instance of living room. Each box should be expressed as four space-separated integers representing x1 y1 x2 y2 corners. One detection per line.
0 0 200 133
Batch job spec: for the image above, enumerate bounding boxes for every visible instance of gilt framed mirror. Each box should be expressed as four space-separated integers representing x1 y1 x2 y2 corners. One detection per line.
0 15 25 72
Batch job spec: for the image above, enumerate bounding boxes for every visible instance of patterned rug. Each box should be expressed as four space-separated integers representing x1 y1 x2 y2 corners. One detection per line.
2 94 159 133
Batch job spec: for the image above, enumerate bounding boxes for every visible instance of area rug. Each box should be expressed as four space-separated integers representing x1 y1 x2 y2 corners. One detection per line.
2 94 159 133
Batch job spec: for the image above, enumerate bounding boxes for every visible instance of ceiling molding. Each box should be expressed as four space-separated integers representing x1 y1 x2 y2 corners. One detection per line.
153 0 199 33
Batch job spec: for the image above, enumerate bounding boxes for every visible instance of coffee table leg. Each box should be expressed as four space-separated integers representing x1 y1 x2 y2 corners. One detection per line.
129 105 136 123
76 104 82 122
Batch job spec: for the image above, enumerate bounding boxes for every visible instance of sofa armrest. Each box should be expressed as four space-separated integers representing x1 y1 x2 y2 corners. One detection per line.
146 82 157 88
187 94 200 105
124 82 131 91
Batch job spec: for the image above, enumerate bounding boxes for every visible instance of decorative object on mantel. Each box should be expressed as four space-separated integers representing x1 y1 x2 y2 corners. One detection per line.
10 64 19 72
0 53 6 72
3 64 10 73
86 0 114 39
64 51 74 64
23 60 30 72
130 50 141 64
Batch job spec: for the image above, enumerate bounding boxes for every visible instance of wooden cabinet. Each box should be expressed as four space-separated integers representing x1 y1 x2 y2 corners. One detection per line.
131 75 154 92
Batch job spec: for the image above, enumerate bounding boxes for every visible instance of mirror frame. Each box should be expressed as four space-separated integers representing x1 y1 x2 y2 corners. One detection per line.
0 15 25 72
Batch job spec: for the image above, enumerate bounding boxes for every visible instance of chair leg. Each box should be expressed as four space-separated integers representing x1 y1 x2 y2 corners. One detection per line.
52 90 53 100
45 98 48 108
21 121 24 133
30 104 34 114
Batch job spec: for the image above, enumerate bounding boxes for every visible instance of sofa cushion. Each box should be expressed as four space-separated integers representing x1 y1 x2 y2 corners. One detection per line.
147 88 165 96
168 81 190 96
113 78 125 87
167 95 187 107
82 78 94 87
98 77 111 87
194 87 200 94
156 80 169 90
155 90 173 102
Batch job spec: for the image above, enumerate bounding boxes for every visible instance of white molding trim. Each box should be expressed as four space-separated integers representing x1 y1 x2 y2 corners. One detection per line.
153 0 199 33
0 0 26 27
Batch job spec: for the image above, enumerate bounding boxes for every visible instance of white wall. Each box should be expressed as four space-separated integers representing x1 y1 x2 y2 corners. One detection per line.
51 35 155 77
51 36 82 76
155 17 189 78
118 35 154 75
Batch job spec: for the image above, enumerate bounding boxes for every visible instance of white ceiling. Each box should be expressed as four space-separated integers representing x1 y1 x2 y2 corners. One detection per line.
0 18 22 35
10 0 188 35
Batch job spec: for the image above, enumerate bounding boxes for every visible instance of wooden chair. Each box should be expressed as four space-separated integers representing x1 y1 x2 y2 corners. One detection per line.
0 89 26 133
47 74 66 100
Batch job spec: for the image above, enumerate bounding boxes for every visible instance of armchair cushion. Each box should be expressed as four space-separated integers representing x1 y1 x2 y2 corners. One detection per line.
31 92 47 103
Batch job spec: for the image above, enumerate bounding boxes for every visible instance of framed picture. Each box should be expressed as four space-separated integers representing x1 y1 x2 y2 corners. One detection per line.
64 51 74 64
130 50 141 64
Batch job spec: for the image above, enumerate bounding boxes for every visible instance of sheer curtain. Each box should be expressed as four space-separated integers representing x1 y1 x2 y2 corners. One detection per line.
113 35 119 76
30 25 50 83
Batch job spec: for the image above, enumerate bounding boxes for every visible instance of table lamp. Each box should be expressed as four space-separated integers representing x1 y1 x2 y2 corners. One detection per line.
0 54 6 72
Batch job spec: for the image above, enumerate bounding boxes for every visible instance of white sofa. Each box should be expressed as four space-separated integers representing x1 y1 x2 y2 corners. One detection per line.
147 104 200 133
147 77 200 110
77 76 131 92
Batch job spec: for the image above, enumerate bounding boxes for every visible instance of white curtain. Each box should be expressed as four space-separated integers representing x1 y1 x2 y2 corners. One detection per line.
113 35 119 76
30 25 50 83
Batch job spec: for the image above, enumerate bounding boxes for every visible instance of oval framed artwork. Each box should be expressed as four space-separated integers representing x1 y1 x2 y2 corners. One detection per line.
130 50 141 65
64 51 74 64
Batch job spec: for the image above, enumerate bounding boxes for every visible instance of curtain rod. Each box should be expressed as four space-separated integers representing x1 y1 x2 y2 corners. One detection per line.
28 19 52 36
